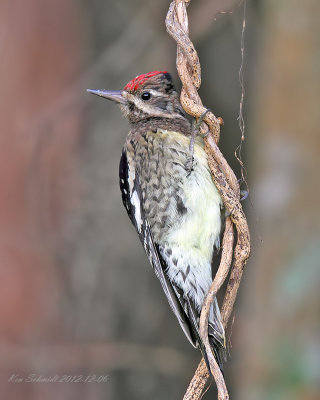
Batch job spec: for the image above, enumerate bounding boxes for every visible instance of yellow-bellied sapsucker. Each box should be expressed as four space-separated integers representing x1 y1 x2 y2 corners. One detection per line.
88 71 226 370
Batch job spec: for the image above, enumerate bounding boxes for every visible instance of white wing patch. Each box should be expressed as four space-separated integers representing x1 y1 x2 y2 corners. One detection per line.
131 190 142 233
127 162 136 196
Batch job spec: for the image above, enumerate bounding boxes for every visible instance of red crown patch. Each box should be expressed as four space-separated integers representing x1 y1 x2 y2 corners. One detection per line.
124 70 168 92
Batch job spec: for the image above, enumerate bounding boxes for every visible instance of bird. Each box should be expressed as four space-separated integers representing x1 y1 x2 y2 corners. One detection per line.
88 71 226 370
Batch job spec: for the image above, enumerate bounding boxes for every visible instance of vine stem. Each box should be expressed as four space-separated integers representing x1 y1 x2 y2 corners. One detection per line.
165 1 251 399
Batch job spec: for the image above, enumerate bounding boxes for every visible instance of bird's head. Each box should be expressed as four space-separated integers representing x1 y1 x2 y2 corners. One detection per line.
88 71 187 124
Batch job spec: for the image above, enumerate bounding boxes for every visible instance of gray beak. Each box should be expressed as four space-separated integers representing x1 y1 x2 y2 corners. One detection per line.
87 89 127 104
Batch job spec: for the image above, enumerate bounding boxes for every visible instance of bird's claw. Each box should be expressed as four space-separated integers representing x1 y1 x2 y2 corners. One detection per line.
192 109 211 137
186 156 194 176
187 109 211 172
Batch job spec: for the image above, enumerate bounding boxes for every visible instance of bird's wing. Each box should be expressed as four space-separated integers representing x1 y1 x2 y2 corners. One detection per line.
119 150 197 347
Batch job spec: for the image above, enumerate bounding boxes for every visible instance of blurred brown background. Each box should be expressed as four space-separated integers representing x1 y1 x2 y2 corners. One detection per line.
0 0 319 399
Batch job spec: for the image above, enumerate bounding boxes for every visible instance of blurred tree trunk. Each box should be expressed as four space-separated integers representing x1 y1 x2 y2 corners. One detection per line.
0 1 85 399
235 1 320 399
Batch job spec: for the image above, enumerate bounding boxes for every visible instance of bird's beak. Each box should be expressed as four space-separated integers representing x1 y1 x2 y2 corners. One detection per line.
87 89 127 104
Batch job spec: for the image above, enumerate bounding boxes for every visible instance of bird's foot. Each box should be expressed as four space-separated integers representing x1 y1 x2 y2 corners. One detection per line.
187 109 210 173
186 156 194 176
192 108 211 135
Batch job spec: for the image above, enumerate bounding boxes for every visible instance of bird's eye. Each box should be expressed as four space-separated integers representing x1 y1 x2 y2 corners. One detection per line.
141 92 151 101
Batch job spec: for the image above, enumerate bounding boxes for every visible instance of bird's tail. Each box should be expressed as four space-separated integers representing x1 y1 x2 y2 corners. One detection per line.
185 297 226 374
194 323 226 375
209 335 227 373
